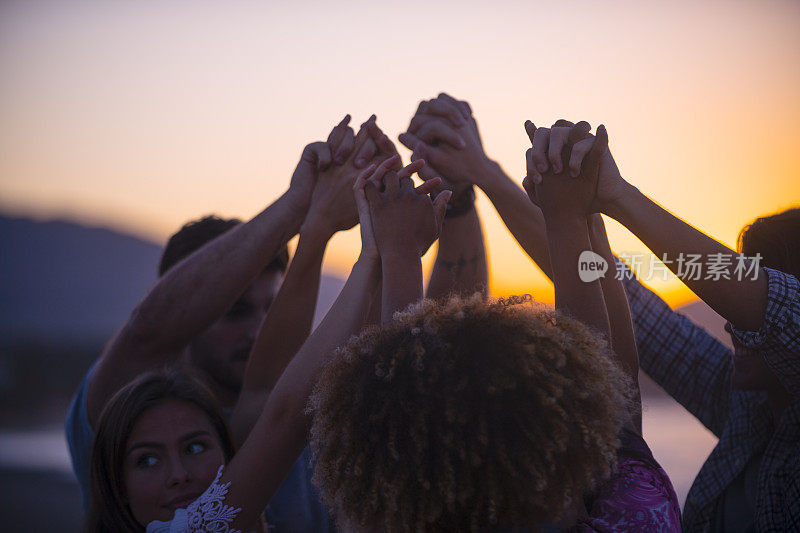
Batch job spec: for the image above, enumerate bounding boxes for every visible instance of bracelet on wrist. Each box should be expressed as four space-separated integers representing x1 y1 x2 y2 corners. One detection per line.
443 185 476 219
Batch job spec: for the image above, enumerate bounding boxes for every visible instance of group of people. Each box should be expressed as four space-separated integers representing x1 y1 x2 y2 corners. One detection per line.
66 93 799 532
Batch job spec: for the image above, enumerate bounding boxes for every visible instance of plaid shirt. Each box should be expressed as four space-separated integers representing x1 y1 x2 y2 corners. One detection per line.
622 267 800 532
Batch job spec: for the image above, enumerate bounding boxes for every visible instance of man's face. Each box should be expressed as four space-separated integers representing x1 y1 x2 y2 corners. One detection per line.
188 268 282 396
727 322 784 391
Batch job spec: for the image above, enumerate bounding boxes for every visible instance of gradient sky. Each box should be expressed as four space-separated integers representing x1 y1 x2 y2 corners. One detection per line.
1 0 798 305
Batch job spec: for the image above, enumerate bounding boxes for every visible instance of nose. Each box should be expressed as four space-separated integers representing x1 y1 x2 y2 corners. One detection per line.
166 456 192 487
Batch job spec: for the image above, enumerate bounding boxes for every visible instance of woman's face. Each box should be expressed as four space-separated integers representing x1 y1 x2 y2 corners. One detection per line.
123 399 226 526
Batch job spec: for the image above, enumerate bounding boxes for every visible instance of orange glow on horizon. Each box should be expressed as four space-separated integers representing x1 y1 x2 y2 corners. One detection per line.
1 0 798 309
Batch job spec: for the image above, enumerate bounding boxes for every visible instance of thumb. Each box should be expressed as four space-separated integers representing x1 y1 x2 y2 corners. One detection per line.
432 190 452 231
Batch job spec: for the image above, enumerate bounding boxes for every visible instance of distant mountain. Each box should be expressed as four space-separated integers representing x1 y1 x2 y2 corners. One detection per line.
0 216 163 342
0 214 348 345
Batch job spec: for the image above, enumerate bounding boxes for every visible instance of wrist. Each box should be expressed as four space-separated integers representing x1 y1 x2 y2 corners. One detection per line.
283 187 312 217
602 180 640 222
475 161 513 198
443 186 476 219
470 157 503 190
297 222 333 251
299 217 335 244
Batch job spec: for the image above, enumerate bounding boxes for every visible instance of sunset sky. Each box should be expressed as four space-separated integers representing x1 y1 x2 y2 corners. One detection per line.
1 0 798 305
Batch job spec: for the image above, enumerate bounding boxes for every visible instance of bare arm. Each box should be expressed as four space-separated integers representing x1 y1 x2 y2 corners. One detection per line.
228 227 327 445
221 251 381 531
536 123 769 332
228 117 395 444
399 93 552 281
608 184 768 331
588 214 642 432
87 182 315 425
426 204 488 299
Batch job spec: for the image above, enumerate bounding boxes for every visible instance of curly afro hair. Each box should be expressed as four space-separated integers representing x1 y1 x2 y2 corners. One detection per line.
309 294 634 532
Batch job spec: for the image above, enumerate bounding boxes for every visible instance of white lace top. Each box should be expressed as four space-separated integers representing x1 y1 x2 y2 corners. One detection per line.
146 465 242 533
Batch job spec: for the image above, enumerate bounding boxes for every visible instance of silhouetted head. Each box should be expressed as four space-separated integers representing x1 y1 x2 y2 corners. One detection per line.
730 206 800 392
160 215 288 399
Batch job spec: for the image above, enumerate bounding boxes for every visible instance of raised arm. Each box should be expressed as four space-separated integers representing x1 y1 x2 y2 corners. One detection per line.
207 161 387 531
229 117 396 444
524 122 610 336
361 155 449 322
399 94 552 281
86 130 333 425
399 94 489 298
530 124 769 332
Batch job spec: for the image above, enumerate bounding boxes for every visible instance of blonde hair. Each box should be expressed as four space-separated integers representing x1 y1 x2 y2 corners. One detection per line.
309 294 633 532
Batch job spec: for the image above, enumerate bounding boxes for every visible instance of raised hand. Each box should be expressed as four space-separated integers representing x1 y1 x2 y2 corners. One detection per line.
303 116 399 237
398 93 493 195
523 120 607 218
362 154 450 260
525 119 626 216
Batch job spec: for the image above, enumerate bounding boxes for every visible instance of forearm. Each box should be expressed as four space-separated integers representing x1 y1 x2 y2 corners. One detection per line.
426 206 488 299
588 216 640 381
609 183 768 331
479 162 553 279
545 215 610 337
382 252 424 323
588 215 641 431
231 225 329 444
88 189 307 424
129 190 307 352
222 253 380 529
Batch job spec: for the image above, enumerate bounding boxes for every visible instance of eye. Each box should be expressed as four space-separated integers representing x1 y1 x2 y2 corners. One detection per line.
186 441 207 455
136 454 159 469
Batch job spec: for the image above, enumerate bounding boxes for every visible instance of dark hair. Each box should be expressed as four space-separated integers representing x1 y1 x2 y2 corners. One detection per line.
158 215 289 276
738 206 800 280
85 370 235 533
310 294 632 531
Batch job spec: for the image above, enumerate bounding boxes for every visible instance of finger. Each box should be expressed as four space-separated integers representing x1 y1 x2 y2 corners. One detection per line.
333 127 355 164
396 159 425 180
384 170 400 195
525 148 541 185
407 114 435 136
524 120 537 145
548 126 570 174
370 153 401 191
352 115 377 167
353 138 377 169
584 124 609 180
398 131 421 151
432 189 452 230
399 176 414 192
353 163 377 191
568 137 594 178
531 126 551 174
552 118 574 128
522 175 539 206
415 176 443 195
437 93 471 118
415 121 466 149
364 179 381 205
326 114 352 152
367 121 398 157
418 98 466 128
568 121 592 146
303 141 332 171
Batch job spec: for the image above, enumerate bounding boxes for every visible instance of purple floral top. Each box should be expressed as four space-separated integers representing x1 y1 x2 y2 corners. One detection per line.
573 428 681 532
